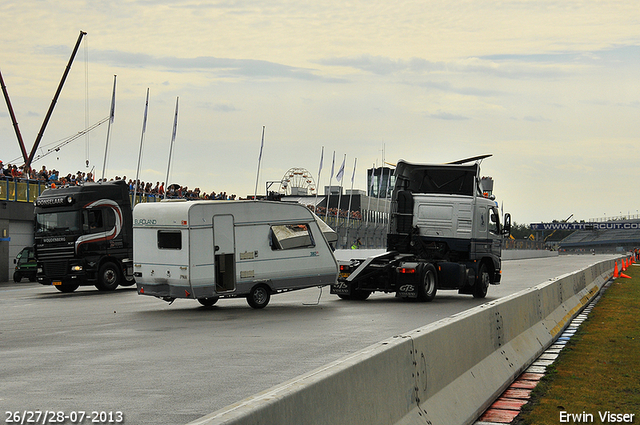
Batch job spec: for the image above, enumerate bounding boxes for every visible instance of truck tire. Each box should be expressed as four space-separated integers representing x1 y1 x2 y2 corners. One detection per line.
96 262 121 291
55 283 79 293
13 272 22 283
198 297 219 307
351 289 372 301
418 263 438 302
247 284 271 309
473 263 491 298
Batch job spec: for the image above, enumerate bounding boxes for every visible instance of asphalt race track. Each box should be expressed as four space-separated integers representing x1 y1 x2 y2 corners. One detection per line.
1 253 619 424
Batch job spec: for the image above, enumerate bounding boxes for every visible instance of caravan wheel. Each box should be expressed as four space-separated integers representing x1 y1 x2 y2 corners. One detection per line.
198 297 219 307
247 284 271 309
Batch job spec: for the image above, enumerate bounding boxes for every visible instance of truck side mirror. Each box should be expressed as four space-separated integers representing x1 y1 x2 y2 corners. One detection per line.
502 213 512 237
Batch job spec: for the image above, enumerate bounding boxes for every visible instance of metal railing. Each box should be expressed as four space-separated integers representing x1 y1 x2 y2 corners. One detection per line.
0 179 165 206
0 179 46 203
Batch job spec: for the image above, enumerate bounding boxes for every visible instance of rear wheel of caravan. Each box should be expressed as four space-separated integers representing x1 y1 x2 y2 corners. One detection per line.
198 297 219 307
96 262 121 291
247 284 271 309
473 263 491 299
418 263 438 302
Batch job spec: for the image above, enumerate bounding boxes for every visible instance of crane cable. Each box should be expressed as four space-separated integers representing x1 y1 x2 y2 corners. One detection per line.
6 116 109 165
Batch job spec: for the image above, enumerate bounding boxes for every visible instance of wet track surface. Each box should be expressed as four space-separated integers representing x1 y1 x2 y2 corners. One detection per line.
0 253 618 424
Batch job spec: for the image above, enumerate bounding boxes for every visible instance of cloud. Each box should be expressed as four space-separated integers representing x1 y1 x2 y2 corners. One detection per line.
200 102 239 112
429 111 469 121
87 50 330 81
480 45 640 67
523 115 551 122
316 55 445 75
316 53 570 85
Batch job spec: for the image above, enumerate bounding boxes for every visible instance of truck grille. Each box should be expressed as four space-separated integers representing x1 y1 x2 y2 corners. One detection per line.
43 261 69 278
36 245 75 261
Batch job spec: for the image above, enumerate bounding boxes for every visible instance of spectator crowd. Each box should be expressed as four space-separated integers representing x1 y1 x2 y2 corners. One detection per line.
1 161 368 217
0 160 236 201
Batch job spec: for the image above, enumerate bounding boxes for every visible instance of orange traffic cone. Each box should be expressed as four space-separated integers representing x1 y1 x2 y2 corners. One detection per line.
620 259 632 278
614 261 619 278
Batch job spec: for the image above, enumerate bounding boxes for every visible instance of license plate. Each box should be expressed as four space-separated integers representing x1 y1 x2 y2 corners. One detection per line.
339 272 351 279
53 281 62 286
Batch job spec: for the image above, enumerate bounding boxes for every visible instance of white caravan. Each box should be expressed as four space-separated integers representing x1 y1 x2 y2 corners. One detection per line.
133 200 339 308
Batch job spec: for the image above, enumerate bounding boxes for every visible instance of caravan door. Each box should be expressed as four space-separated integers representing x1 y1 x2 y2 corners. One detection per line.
213 214 236 292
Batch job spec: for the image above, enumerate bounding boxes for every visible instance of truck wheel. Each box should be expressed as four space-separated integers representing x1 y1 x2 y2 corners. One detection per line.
473 263 491 298
56 283 79 293
198 297 219 307
351 289 371 301
13 272 22 283
96 262 121 291
418 263 438 302
247 284 271 309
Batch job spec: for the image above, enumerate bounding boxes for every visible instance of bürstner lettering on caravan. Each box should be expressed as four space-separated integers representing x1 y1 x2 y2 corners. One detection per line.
559 410 636 423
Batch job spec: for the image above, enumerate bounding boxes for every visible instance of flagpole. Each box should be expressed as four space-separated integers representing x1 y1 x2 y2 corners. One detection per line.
164 96 179 200
133 88 149 208
325 151 335 220
336 154 346 220
346 157 357 247
384 166 392 229
314 146 324 215
254 125 265 200
101 75 116 181
376 166 384 225
366 165 374 226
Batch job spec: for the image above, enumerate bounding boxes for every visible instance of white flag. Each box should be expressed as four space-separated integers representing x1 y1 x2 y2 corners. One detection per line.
330 151 335 178
336 155 345 182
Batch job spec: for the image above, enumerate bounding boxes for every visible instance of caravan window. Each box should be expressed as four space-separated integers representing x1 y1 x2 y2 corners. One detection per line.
158 230 182 250
270 224 315 250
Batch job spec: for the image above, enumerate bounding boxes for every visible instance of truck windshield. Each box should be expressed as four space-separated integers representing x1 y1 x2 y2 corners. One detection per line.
395 162 478 196
36 211 82 235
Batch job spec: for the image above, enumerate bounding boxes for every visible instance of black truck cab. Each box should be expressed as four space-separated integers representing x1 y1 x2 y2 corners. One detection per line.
34 180 134 292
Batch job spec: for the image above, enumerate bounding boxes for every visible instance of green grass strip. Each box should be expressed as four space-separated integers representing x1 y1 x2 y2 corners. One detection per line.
516 262 640 424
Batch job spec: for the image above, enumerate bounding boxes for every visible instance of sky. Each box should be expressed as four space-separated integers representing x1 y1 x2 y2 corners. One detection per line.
1 0 639 225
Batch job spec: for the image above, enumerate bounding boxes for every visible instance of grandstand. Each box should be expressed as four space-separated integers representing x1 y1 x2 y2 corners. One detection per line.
558 220 640 253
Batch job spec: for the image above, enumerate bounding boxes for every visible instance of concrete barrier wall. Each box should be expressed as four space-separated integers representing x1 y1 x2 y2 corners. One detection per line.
188 258 617 425
336 249 559 262
502 249 558 260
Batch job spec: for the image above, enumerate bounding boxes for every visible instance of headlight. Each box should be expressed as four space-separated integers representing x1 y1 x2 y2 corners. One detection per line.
71 265 83 272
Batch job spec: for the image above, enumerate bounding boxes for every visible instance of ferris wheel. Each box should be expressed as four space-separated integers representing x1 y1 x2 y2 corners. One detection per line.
279 168 317 195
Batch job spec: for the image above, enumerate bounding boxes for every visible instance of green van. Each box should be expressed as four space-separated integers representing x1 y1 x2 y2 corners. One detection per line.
14 246 37 283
